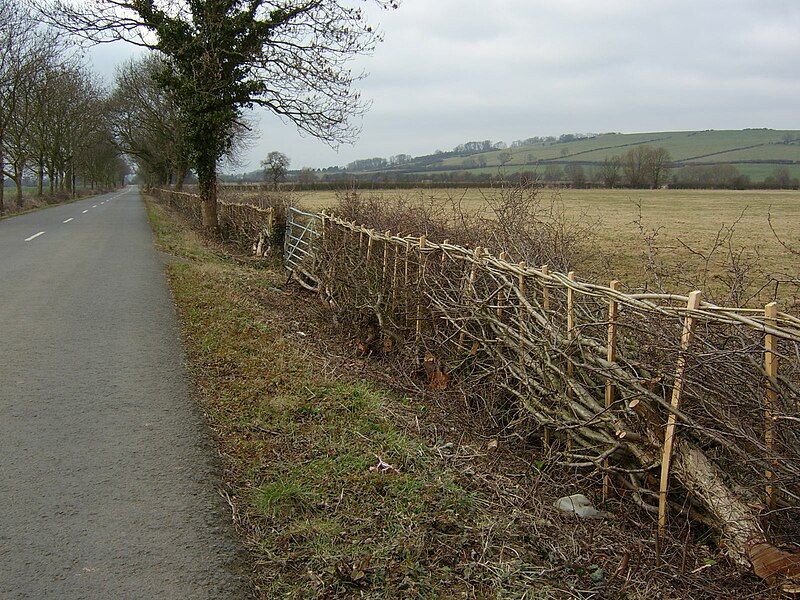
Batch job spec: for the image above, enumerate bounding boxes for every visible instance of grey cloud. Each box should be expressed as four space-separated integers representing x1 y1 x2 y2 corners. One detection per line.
90 0 800 170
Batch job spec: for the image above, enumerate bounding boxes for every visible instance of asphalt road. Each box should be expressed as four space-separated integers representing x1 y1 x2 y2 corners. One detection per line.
0 188 248 598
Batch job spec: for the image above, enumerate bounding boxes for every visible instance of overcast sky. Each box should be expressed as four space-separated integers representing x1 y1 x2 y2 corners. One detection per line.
89 0 800 172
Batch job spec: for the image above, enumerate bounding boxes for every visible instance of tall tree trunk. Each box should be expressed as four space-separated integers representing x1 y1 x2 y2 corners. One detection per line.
36 160 43 197
14 163 23 208
196 157 219 234
175 161 188 192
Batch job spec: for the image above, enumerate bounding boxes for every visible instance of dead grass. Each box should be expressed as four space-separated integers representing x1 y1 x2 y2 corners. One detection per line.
289 187 800 307
145 197 774 599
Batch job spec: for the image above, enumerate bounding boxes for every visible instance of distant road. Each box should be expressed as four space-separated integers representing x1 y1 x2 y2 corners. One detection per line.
0 188 248 598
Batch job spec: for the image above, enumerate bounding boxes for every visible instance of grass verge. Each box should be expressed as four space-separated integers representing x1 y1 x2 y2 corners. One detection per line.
145 198 529 598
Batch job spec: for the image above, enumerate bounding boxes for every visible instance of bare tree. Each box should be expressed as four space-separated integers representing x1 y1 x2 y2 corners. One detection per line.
622 145 672 188
4 32 61 206
261 151 290 186
44 65 109 196
38 0 399 233
0 1 42 211
297 167 317 184
599 155 622 188
622 145 650 188
497 150 513 167
765 167 798 189
543 164 563 182
108 55 190 188
0 2 118 209
564 162 586 187
648 146 672 188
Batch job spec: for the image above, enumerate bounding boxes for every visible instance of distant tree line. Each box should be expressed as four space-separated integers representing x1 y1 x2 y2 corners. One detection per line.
670 164 751 189
452 140 508 153
288 142 798 191
327 133 798 190
0 1 128 213
671 165 797 190
316 140 800 189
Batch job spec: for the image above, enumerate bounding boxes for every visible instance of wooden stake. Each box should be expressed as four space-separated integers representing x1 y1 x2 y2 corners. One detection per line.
540 264 551 445
497 251 509 320
764 301 779 509
604 280 621 502
404 240 411 326
566 271 576 388
365 229 374 262
541 264 550 312
566 271 576 451
391 243 400 307
518 261 526 383
416 235 427 347
404 240 410 287
382 230 391 282
567 272 576 336
458 247 482 347
658 290 703 539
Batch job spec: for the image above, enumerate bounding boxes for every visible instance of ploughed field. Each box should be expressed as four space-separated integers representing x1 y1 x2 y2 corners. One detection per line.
280 187 800 308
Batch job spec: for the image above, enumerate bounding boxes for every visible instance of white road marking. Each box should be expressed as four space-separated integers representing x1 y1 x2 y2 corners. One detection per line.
25 231 45 242
82 209 89 213
63 218 74 223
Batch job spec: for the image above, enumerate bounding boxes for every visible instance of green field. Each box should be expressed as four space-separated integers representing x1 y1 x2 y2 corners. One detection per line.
291 187 800 307
352 129 800 181
441 129 800 166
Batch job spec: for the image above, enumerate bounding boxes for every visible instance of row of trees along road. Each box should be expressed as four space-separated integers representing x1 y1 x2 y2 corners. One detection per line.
39 0 400 234
108 55 190 191
0 1 128 214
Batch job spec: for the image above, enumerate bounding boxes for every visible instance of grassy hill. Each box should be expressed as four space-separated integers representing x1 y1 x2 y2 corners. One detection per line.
350 129 800 181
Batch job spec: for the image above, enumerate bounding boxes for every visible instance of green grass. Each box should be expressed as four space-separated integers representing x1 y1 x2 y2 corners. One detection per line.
440 131 679 167
721 162 800 181
144 197 560 598
145 198 217 262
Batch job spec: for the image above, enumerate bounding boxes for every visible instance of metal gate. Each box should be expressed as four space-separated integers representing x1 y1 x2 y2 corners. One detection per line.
284 206 320 290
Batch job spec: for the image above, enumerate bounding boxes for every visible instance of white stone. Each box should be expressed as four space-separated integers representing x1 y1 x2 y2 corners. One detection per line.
553 493 609 519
